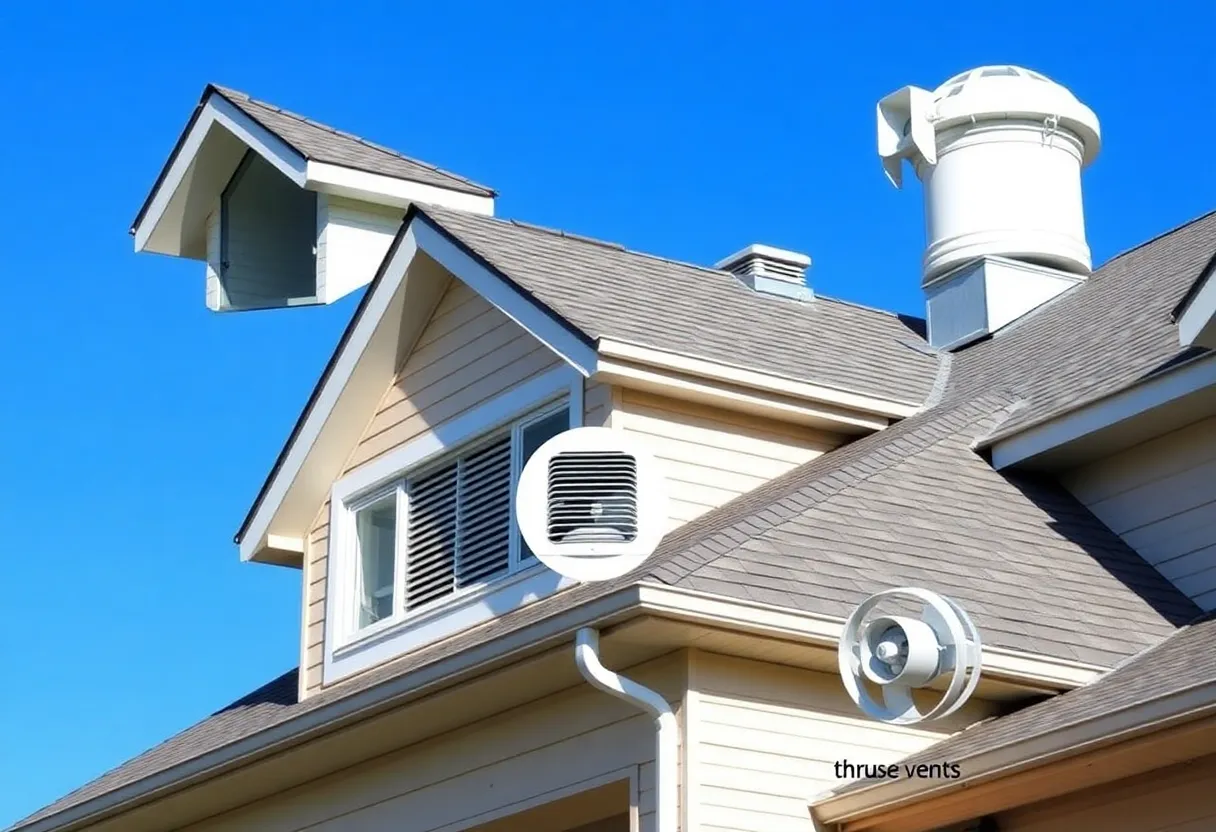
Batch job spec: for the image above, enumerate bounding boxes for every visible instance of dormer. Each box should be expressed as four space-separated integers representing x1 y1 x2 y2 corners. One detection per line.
130 85 496 311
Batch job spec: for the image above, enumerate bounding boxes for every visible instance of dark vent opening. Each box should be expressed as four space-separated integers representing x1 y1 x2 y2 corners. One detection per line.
546 451 639 545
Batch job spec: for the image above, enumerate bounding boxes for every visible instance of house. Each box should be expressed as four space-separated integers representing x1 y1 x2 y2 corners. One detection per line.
11 66 1216 832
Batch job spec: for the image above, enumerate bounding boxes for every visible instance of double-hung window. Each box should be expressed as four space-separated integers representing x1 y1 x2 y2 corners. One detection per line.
343 400 570 640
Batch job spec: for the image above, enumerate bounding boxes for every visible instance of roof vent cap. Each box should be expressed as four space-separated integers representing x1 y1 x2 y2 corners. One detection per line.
716 244 813 302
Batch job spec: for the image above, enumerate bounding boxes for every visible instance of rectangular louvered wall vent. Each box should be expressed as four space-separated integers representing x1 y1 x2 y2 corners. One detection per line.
546 451 639 544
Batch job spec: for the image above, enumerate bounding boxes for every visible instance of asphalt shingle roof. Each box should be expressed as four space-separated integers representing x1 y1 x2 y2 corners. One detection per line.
420 204 940 406
947 211 1216 439
18 133 1216 831
209 86 496 197
831 610 1216 798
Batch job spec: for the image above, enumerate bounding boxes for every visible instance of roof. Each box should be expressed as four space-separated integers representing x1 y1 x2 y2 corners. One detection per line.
419 204 939 405
827 610 1216 801
16 391 1200 830
23 102 1216 831
947 210 1216 442
208 86 495 197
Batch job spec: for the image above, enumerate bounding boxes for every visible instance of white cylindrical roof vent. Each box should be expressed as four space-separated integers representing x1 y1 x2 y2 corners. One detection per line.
516 426 668 582
877 66 1101 286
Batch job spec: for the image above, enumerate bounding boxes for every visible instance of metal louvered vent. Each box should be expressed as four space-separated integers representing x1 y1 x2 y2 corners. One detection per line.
545 451 639 546
516 426 668 583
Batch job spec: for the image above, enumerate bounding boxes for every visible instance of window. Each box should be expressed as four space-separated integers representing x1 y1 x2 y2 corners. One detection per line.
341 400 571 638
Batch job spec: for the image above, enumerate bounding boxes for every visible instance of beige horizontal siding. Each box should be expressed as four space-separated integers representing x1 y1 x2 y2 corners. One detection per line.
688 652 996 832
344 279 563 474
997 753 1216 831
182 656 684 832
301 499 329 698
1064 415 1216 609
613 389 844 530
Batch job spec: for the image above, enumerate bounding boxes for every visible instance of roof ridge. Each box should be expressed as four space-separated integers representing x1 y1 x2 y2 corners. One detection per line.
1098 208 1216 269
645 392 1018 587
208 85 493 193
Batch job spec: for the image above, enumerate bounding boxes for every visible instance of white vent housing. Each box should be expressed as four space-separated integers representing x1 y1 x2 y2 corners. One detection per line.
877 66 1102 348
716 244 813 301
516 427 668 582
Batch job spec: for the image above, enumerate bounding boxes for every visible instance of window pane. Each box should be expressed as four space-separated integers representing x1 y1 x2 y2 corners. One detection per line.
519 407 570 562
355 495 397 628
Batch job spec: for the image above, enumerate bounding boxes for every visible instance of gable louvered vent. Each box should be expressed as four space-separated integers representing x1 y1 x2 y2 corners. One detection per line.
517 426 669 582
546 451 640 546
715 244 813 302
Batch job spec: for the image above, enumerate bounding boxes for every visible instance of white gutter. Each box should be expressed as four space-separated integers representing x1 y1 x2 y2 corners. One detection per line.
574 628 678 832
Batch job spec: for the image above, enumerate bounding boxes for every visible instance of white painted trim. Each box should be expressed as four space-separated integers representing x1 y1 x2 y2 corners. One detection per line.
238 227 419 562
597 339 921 419
323 370 583 683
413 218 600 378
634 582 1104 689
327 564 576 683
133 95 307 253
990 352 1216 469
1178 268 1216 348
306 161 495 217
595 357 888 433
812 680 1216 825
265 535 304 554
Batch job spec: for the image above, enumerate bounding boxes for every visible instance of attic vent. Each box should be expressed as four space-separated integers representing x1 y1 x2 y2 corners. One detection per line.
546 451 639 545
516 427 669 582
715 244 813 301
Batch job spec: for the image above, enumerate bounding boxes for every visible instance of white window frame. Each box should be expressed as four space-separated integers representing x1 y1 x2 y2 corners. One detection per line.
323 365 583 684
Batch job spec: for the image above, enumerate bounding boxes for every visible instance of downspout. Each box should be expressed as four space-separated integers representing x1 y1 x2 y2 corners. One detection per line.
575 628 679 832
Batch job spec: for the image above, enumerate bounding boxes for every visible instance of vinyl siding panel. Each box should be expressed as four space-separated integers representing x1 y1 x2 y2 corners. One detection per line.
1064 416 1216 609
182 656 684 832
344 279 564 474
688 652 997 832
316 195 404 304
997 753 1216 831
613 389 844 530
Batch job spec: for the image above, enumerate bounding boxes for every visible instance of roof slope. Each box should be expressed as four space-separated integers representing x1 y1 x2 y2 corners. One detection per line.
15 394 1199 830
421 204 939 405
949 211 1216 440
209 86 496 197
830 610 1216 799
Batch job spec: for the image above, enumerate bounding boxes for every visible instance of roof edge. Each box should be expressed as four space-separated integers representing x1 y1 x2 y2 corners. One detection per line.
812 678 1216 827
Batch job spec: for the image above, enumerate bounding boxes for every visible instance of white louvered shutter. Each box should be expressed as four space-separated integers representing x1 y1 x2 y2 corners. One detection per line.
403 435 513 612
456 436 512 586
404 461 458 610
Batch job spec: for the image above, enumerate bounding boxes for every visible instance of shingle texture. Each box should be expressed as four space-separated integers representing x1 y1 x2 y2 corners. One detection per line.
832 610 1216 796
210 86 495 197
15 164 1216 829
947 212 1216 438
419 205 939 405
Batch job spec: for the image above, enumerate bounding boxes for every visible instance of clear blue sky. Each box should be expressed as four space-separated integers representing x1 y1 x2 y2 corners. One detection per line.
1 1 1212 825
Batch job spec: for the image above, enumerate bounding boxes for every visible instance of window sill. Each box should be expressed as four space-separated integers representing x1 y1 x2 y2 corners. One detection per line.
324 563 575 684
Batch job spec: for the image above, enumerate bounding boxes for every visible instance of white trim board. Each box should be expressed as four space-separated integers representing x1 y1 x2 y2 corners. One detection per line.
306 162 495 217
1178 266 1216 349
134 94 308 254
411 217 599 377
990 353 1216 469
